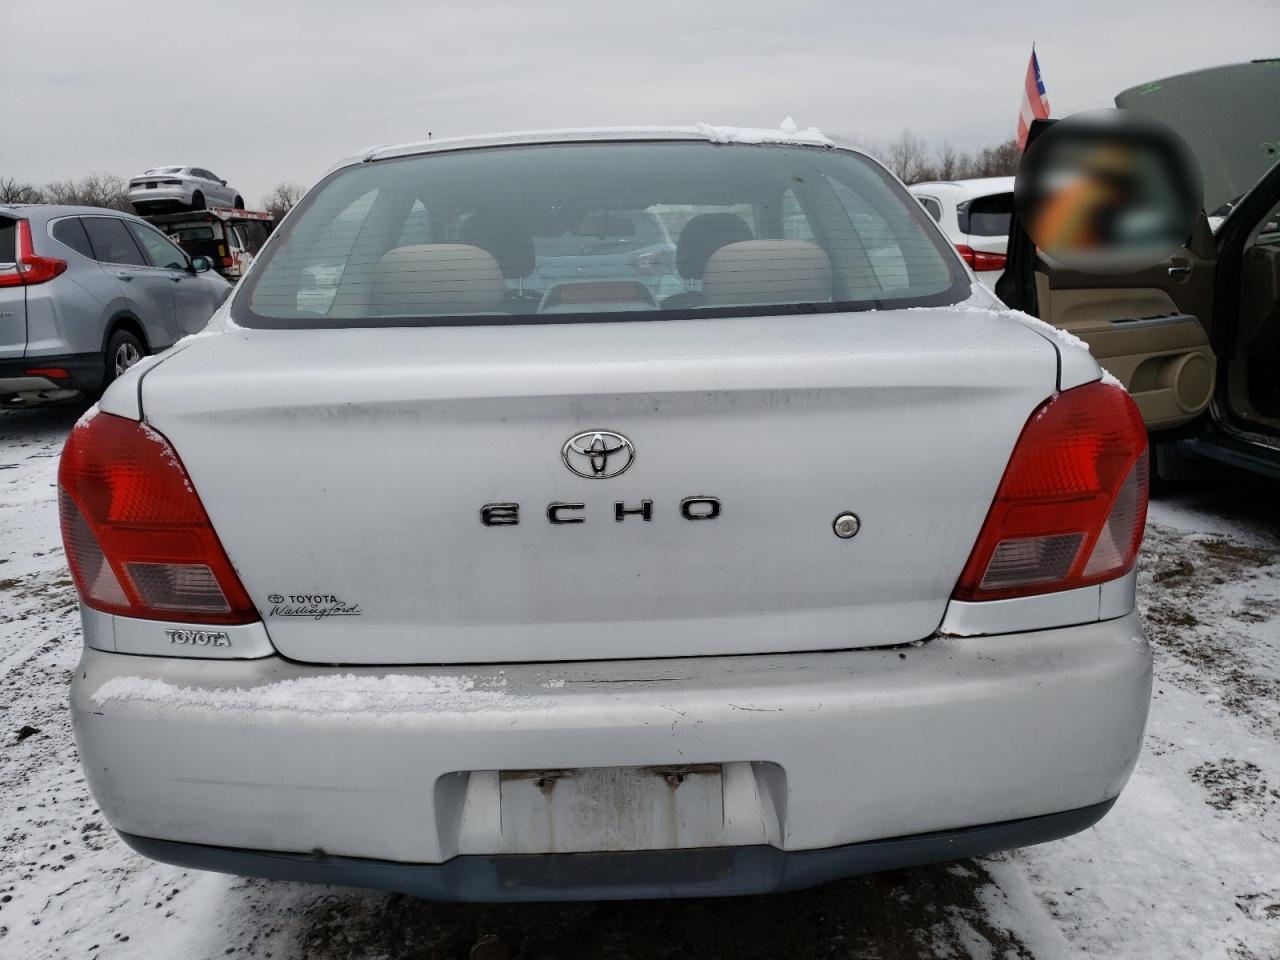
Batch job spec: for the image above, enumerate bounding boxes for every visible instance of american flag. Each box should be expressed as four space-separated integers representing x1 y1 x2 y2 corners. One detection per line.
1016 46 1051 150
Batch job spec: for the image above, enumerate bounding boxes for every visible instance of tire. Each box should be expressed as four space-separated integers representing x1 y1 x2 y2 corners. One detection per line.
104 328 147 389
191 190 205 210
233 195 245 209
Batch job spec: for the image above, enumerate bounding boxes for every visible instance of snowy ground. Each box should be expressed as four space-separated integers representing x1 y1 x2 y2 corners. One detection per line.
2 397 1277 960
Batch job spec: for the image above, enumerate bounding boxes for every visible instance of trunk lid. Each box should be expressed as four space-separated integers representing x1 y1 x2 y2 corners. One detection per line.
1116 60 1280 216
141 308 1058 664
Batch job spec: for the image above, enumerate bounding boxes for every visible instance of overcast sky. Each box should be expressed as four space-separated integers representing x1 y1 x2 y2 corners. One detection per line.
3 0 1276 206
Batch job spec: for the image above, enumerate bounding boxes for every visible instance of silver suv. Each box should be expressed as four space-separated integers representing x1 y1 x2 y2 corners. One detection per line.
0 205 232 402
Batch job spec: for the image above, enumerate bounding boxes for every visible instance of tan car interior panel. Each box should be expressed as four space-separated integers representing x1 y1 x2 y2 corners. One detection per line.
1034 273 1216 429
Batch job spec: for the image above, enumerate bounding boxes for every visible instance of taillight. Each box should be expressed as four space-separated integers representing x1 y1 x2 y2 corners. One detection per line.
953 381 1148 602
58 412 259 625
635 251 663 275
955 244 1006 272
0 220 68 288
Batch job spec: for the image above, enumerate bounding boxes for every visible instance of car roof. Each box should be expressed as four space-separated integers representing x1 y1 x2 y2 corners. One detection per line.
0 203 150 221
908 177 1017 200
330 124 850 170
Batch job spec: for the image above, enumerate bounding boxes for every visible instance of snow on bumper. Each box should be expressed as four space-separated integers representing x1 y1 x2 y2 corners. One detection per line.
71 613 1151 864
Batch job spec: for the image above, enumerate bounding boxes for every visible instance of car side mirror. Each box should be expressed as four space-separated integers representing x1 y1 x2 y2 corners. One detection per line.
220 180 228 186
190 256 213 273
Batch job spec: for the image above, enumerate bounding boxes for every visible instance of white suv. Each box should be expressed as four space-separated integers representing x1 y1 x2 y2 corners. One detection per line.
64 128 1151 902
910 177 1015 290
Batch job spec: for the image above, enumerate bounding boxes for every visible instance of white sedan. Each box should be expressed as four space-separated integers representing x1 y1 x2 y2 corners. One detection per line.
128 165 244 213
64 127 1151 902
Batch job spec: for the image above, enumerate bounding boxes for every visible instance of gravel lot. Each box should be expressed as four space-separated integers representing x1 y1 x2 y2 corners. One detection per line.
1 398 1277 960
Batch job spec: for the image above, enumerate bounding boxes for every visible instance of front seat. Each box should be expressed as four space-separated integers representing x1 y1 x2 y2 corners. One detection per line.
458 212 538 306
663 213 754 309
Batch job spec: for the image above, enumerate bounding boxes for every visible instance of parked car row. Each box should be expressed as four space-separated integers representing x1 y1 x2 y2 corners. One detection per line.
0 205 231 402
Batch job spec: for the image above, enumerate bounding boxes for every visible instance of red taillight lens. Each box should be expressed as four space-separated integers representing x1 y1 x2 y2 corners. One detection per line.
0 219 68 287
635 251 662 275
953 381 1149 602
58 412 259 625
955 244 1005 272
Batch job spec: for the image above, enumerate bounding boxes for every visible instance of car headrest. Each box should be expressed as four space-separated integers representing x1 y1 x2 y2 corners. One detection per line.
701 240 833 307
676 213 754 280
371 244 504 315
457 212 536 279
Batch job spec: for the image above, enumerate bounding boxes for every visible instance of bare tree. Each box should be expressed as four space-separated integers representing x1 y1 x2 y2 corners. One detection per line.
876 135 1023 184
42 179 81 205
36 173 132 210
0 177 45 204
77 173 131 211
934 141 960 181
881 129 929 183
959 139 1021 179
262 182 304 222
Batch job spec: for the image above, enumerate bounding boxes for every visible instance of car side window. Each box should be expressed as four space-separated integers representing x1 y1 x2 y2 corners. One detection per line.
917 196 943 222
127 222 190 270
242 221 269 254
51 218 95 258
82 217 148 266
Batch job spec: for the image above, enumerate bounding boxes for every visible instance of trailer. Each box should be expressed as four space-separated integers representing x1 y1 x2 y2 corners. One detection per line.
143 207 274 280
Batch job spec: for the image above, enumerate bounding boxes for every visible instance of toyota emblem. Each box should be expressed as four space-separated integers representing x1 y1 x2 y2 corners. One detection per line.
561 430 635 479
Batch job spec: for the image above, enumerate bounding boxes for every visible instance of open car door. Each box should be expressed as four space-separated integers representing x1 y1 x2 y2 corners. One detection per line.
999 61 1280 432
1004 217 1218 431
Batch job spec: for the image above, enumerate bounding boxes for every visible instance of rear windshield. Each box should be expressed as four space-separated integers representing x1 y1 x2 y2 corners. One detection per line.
960 193 1014 237
0 217 15 261
171 225 218 241
235 141 967 328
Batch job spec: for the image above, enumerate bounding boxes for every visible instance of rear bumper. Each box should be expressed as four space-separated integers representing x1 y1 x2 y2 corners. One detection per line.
129 187 192 206
120 799 1114 902
0 353 102 396
72 612 1151 896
